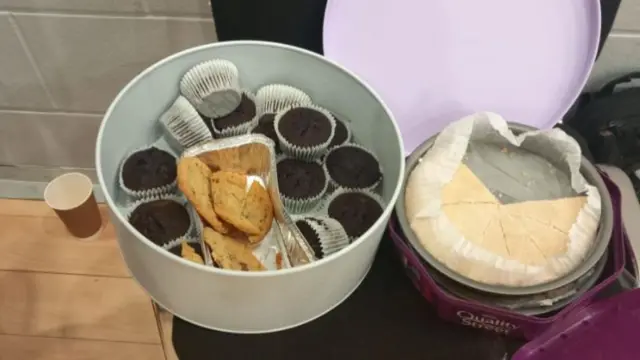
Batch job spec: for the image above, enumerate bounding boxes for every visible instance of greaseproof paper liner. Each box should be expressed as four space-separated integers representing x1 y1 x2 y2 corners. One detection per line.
255 84 313 114
294 215 350 257
323 143 382 191
118 144 178 199
126 194 197 249
159 95 213 151
181 134 316 267
180 59 242 118
274 104 337 161
276 157 329 214
210 90 258 138
404 112 602 287
323 187 387 241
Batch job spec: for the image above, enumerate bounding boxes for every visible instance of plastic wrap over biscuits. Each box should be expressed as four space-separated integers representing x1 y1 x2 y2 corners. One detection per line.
181 134 316 269
404 112 602 287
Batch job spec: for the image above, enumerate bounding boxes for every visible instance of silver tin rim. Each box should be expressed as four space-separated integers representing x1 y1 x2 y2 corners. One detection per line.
430 248 608 315
395 122 613 296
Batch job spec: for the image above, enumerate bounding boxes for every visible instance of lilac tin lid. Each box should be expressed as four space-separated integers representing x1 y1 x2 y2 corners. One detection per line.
512 288 640 360
323 0 601 154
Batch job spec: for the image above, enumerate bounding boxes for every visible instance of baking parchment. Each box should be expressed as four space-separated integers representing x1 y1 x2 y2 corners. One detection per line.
406 112 602 286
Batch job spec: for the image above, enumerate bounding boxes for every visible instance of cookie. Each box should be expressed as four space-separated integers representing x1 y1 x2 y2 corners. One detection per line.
177 156 229 234
210 171 274 242
202 227 265 271
181 241 205 264
244 181 274 243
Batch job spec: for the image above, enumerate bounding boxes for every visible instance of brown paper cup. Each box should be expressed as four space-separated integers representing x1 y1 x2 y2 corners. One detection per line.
44 172 103 239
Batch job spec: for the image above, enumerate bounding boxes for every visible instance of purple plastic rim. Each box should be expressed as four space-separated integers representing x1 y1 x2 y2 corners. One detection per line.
388 174 626 340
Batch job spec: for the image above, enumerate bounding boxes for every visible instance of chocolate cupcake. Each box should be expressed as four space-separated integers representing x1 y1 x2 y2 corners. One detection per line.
119 146 177 198
250 113 281 154
274 105 336 160
295 215 350 258
295 219 324 259
128 197 193 247
211 91 258 137
324 144 382 190
277 157 328 213
328 115 351 149
326 189 385 240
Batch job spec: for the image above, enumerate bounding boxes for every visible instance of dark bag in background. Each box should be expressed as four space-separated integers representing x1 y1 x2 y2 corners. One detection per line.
565 73 640 169
565 72 640 197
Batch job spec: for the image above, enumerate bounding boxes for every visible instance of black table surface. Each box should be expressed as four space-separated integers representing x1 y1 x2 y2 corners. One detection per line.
172 237 522 360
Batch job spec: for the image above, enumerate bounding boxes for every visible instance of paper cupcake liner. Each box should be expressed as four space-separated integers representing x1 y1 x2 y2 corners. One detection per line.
301 216 350 257
126 194 196 248
322 188 387 242
323 143 383 192
180 59 242 118
274 104 337 161
211 90 258 138
118 144 178 199
159 96 213 150
276 157 329 214
328 115 353 149
255 84 313 114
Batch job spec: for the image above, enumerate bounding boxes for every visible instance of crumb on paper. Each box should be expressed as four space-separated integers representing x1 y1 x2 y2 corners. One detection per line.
276 251 283 270
501 147 508 153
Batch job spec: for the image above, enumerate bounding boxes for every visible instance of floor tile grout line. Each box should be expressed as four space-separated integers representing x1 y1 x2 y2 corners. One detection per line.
151 302 172 360
0 331 162 346
7 14 59 109
0 268 131 279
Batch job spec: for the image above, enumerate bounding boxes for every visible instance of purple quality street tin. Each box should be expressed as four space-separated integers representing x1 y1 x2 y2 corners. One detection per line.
389 174 627 340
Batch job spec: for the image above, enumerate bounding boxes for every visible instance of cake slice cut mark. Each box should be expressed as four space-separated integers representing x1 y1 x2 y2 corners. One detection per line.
441 164 499 205
500 213 547 265
501 196 587 234
442 203 498 248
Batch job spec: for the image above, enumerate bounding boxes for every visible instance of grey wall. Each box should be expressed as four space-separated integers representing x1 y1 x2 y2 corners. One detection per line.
0 0 638 177
588 0 640 90
0 0 216 173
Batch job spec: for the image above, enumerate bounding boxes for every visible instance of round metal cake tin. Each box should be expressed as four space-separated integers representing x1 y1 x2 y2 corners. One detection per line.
96 41 405 333
430 249 608 316
395 123 613 296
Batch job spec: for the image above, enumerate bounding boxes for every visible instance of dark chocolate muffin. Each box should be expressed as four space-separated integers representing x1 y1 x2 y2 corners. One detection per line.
251 113 281 153
277 107 333 147
325 145 381 189
327 192 383 239
121 147 176 192
295 220 323 259
212 93 256 130
277 158 326 200
328 116 349 148
129 199 191 246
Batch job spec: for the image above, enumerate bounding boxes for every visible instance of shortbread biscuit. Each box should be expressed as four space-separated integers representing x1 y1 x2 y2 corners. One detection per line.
177 157 229 234
181 242 204 264
202 227 265 271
